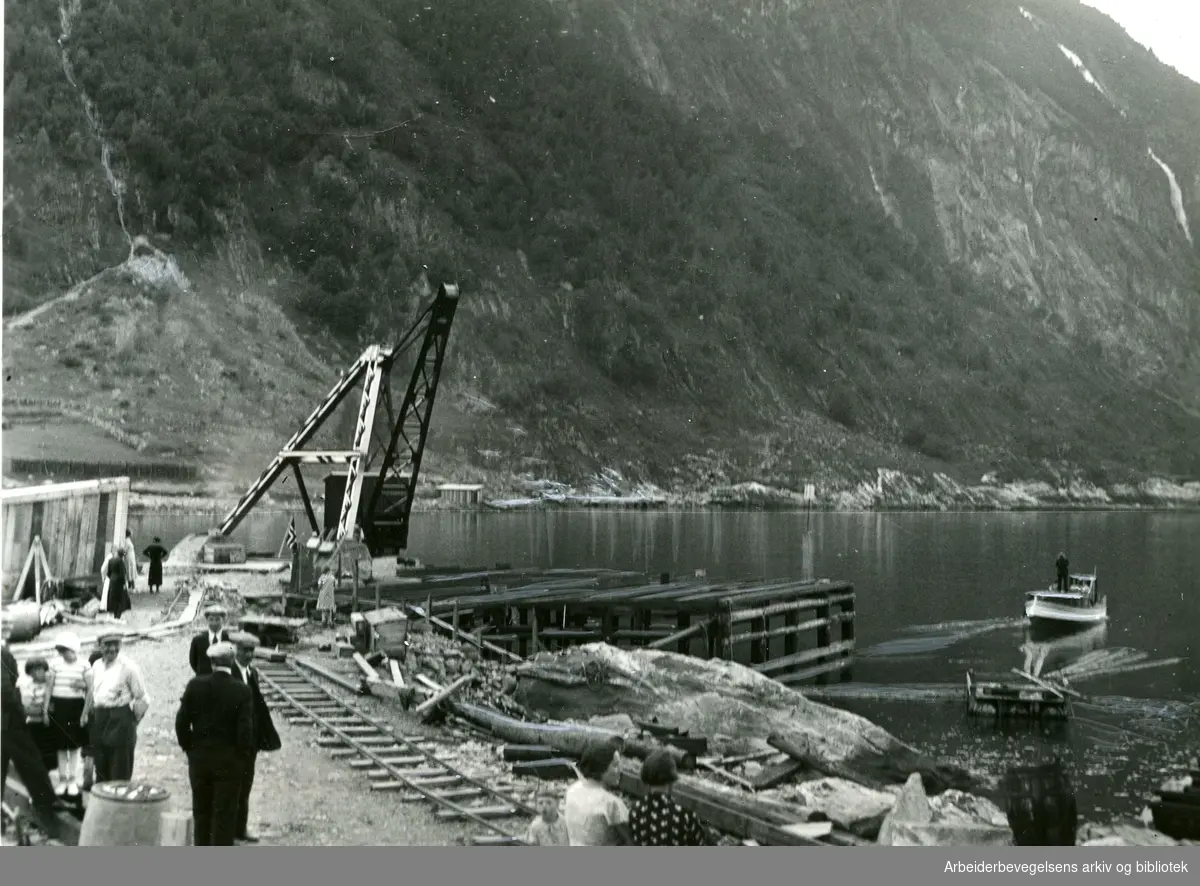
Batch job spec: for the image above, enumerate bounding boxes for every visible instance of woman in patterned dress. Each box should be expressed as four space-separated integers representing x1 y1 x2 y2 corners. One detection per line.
627 750 714 846
315 568 337 627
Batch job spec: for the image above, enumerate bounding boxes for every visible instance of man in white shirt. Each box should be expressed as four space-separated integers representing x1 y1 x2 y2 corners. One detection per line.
82 633 150 784
189 605 231 675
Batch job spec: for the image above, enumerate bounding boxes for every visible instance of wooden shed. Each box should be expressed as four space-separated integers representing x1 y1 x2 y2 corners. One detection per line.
436 483 484 505
1 477 130 603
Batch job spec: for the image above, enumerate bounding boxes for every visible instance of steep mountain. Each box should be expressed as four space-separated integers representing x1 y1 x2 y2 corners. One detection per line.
4 0 1199 498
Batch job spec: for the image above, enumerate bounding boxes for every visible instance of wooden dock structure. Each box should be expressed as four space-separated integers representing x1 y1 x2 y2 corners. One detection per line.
965 671 1072 721
417 575 856 685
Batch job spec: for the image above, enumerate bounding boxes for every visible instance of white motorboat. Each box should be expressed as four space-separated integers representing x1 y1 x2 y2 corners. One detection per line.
1024 572 1107 629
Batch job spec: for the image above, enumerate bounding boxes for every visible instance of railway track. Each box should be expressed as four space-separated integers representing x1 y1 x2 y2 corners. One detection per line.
256 659 534 846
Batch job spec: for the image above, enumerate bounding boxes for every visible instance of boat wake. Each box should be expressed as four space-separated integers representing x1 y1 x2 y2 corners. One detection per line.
859 616 1025 658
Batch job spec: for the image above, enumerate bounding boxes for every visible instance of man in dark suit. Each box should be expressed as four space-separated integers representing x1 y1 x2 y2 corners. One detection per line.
174 641 254 846
228 632 282 844
189 605 231 675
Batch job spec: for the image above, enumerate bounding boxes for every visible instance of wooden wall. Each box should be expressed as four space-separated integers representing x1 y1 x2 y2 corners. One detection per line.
1 477 130 600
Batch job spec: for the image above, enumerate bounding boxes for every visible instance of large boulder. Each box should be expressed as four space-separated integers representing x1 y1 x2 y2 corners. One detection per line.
877 774 1013 846
515 643 977 793
775 777 897 838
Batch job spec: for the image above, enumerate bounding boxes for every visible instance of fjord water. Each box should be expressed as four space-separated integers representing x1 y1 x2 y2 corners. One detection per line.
136 508 1198 818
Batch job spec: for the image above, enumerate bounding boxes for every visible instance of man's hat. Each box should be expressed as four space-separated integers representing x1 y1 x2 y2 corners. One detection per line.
97 632 124 646
229 632 260 650
204 604 228 617
207 641 236 661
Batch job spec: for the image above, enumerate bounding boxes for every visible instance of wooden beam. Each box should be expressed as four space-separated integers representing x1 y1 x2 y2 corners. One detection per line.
405 604 524 664
725 613 852 648
773 658 853 685
414 673 475 721
729 592 855 624
0 476 131 506
753 640 856 675
605 761 823 846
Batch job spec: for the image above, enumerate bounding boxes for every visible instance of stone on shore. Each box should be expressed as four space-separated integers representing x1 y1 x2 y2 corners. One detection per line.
877 774 1012 846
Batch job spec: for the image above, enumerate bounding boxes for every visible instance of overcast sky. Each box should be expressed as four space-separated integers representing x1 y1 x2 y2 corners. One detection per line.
1081 0 1200 85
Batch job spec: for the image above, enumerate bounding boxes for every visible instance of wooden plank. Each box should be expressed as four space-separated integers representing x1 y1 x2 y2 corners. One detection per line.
64 494 84 579
606 764 823 846
729 592 856 624
414 673 475 721
0 477 131 505
74 493 96 580
92 492 111 574
773 658 854 685
753 640 856 675
750 759 806 791
510 759 577 780
725 615 843 648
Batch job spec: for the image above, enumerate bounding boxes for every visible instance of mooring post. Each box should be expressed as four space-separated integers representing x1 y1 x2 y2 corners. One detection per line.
840 591 856 679
783 606 799 657
675 612 691 655
815 597 832 685
352 559 360 613
530 607 541 655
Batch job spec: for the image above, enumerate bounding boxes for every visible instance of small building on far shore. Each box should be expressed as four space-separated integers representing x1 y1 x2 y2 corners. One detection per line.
436 483 484 506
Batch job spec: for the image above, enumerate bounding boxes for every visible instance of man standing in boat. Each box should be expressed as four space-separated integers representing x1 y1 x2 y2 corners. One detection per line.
1055 551 1069 591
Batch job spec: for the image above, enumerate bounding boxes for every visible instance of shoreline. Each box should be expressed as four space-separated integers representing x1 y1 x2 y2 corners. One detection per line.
127 492 1200 516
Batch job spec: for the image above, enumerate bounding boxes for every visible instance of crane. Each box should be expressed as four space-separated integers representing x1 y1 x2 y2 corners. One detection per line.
211 282 461 558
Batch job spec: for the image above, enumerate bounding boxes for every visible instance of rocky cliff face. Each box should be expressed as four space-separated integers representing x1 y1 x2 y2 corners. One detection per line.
571 0 1200 388
4 0 1199 495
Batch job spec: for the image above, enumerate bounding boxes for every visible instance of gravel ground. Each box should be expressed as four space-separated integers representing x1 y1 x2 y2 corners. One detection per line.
7 575 536 845
118 597 517 845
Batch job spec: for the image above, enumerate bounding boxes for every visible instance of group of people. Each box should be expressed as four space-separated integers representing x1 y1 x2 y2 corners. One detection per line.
1 630 151 844
1 601 280 848
179 604 282 846
525 740 716 846
98 532 170 622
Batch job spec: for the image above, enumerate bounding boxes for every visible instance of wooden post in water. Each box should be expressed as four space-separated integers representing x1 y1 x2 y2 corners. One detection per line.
815 597 832 685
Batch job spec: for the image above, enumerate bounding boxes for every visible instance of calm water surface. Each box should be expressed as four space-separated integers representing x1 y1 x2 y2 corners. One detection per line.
133 508 1198 818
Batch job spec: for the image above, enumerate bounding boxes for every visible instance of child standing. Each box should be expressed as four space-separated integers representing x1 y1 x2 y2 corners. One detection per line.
17 657 58 776
524 787 569 846
315 568 337 628
47 632 89 797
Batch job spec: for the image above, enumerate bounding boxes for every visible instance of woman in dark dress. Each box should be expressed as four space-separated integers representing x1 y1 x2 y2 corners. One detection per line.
104 552 131 619
142 537 168 595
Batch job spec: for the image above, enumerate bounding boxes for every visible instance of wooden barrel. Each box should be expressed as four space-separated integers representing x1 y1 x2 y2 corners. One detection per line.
1002 760 1077 846
1 602 42 643
77 782 171 846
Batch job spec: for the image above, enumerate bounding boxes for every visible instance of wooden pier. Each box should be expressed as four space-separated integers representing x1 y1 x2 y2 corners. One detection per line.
417 575 856 685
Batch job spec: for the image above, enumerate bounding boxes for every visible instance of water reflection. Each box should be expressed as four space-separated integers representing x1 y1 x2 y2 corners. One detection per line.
1021 623 1109 677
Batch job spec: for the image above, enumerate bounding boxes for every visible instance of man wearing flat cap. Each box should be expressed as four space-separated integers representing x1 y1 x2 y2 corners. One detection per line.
175 641 254 846
229 632 282 844
190 605 232 675
82 633 151 784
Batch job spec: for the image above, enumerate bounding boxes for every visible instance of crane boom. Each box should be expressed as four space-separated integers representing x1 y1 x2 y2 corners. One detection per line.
211 283 462 558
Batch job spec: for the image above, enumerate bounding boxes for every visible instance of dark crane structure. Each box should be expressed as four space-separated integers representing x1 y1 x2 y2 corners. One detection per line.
211 283 461 559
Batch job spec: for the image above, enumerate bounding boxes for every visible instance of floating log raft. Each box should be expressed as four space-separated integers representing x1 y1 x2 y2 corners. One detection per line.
965 671 1072 720
415 575 855 686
